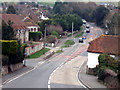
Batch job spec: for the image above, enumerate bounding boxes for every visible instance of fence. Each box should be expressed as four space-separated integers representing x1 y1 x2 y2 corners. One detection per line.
25 42 44 56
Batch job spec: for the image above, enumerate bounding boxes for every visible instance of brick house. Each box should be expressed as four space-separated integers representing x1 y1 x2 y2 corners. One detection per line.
87 35 120 69
1 14 29 43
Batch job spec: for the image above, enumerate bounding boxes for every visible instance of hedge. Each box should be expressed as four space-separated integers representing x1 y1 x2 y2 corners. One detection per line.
1 40 24 65
1 40 19 56
51 31 59 39
29 31 42 41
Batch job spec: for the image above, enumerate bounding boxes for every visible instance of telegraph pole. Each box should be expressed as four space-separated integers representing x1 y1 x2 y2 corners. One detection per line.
43 24 46 55
72 22 74 37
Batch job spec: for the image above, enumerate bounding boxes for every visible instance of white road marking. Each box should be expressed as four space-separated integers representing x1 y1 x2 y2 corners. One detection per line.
3 61 45 85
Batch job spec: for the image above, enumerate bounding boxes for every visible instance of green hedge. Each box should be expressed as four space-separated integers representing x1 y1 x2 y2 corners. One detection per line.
1 40 24 65
1 40 19 56
51 31 59 39
29 31 42 41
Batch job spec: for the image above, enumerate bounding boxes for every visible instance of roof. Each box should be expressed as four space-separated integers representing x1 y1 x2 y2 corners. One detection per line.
23 16 40 27
87 35 120 55
1 14 27 30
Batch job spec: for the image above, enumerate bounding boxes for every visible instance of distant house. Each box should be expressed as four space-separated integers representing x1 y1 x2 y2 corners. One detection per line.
22 16 40 32
1 14 29 43
87 35 120 69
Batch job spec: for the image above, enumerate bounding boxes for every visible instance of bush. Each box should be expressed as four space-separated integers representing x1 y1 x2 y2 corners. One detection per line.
98 54 118 72
51 31 59 39
98 54 107 68
29 31 42 42
1 40 24 65
117 61 120 82
93 65 99 76
1 40 19 56
98 66 106 81
22 43 28 54
46 35 57 43
0 55 9 66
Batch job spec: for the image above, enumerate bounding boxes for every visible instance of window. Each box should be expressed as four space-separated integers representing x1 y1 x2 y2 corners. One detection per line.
34 28 36 32
31 28 33 32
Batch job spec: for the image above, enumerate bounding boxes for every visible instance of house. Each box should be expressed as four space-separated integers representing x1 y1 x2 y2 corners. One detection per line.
87 35 120 69
1 14 29 43
21 16 40 32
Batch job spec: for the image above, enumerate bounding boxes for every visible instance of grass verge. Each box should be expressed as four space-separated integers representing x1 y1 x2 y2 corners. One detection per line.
75 32 84 38
27 48 50 59
61 40 75 48
56 50 63 53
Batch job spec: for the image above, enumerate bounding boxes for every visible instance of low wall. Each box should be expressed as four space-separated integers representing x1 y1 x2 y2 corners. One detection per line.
2 63 24 76
104 69 120 88
25 42 44 56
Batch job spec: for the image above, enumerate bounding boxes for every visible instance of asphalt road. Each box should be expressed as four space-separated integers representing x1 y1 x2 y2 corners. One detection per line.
2 23 103 88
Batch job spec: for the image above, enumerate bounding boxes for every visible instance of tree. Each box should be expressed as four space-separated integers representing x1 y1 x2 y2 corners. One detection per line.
51 31 59 39
2 20 15 40
6 5 16 14
94 6 110 27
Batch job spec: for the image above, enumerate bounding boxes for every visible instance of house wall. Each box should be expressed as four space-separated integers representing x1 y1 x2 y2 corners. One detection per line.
87 52 99 68
28 26 39 32
87 52 116 68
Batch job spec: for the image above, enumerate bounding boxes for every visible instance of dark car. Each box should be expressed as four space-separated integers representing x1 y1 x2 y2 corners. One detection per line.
79 37 83 43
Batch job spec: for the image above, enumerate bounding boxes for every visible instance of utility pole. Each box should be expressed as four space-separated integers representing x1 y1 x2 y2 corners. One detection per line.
72 22 74 37
43 24 46 55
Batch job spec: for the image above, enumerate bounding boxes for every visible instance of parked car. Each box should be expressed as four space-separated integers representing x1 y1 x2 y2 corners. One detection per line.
79 37 83 43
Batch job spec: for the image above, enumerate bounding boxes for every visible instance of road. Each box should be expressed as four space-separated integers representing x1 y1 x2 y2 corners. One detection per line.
2 23 103 89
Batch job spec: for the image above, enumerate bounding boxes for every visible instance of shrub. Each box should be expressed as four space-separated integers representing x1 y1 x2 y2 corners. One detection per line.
22 43 28 54
0 55 9 66
98 54 107 68
46 35 57 43
98 66 106 81
117 61 120 82
29 31 42 41
98 54 118 72
51 31 59 39
1 40 24 65
93 65 99 76
1 40 19 56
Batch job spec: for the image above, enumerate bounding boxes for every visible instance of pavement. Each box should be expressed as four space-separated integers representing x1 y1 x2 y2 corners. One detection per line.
79 54 107 89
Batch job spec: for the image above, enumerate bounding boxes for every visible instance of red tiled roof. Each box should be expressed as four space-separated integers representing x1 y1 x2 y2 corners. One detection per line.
87 35 120 55
1 14 27 30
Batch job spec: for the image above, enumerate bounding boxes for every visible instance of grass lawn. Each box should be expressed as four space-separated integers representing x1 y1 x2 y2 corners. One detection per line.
27 48 50 59
56 50 63 53
75 32 84 38
61 40 75 48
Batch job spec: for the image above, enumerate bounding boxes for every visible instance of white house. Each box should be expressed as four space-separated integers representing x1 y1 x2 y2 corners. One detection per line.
23 16 40 32
87 35 120 70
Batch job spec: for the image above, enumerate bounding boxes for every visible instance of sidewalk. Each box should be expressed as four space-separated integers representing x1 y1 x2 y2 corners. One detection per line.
79 60 107 88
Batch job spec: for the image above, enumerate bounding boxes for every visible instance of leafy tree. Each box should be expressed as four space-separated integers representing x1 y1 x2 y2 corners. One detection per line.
2 20 15 40
6 5 16 14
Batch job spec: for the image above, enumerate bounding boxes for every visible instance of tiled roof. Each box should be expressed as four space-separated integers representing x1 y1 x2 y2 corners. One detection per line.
23 16 40 27
87 35 120 55
1 14 27 30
